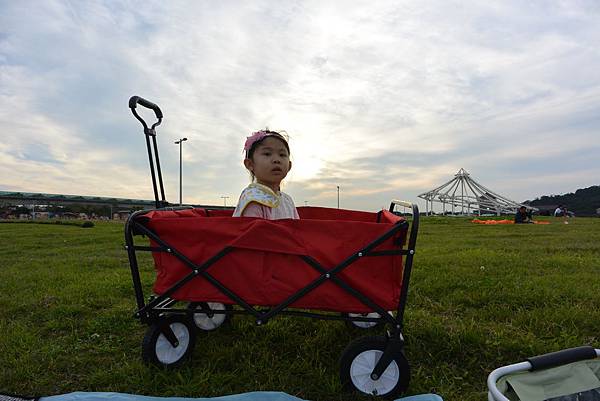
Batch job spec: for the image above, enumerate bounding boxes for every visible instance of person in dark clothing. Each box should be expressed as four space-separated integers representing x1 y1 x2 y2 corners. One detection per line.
554 205 564 217
515 206 533 224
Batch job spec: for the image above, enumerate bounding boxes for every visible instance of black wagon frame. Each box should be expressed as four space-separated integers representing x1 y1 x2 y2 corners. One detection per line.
125 96 420 397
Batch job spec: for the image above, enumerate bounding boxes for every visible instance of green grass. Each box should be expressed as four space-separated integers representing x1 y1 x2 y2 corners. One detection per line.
0 217 599 400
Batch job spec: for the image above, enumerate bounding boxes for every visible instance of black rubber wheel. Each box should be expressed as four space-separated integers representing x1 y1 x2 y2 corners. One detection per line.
142 314 196 368
187 302 232 331
340 335 410 398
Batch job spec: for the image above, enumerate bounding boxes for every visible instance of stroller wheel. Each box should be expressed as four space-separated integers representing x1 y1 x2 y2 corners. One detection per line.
344 312 382 329
188 302 232 331
340 335 410 398
142 315 196 368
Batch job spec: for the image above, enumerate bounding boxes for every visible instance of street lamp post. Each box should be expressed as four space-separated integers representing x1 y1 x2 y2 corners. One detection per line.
337 186 340 209
174 137 188 206
221 196 230 207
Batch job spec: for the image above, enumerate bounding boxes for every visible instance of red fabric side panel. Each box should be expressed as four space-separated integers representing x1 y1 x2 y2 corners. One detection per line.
144 208 207 219
229 218 308 255
297 206 377 222
143 207 406 313
265 218 404 312
206 209 234 217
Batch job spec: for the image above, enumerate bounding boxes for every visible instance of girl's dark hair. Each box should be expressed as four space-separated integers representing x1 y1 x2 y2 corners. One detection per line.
246 131 290 160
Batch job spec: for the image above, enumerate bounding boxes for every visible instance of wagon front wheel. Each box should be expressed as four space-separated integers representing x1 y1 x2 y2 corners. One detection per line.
142 315 196 368
340 335 410 398
188 302 232 331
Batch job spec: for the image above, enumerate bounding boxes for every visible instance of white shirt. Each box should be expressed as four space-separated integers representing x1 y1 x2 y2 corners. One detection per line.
233 183 299 220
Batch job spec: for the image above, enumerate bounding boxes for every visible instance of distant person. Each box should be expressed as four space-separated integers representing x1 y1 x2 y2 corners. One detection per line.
561 205 570 224
554 205 564 217
514 206 533 224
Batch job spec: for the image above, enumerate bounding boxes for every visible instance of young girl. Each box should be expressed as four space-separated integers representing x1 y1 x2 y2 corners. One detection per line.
232 130 300 220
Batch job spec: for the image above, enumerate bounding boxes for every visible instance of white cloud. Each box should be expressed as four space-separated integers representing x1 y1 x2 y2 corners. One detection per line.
1 0 599 211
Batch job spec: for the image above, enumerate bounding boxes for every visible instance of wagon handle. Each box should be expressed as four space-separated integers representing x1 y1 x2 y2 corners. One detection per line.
129 95 163 119
129 96 163 136
128 95 168 209
390 199 413 209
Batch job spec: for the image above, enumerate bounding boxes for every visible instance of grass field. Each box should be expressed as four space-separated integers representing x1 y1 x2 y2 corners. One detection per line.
1 216 599 401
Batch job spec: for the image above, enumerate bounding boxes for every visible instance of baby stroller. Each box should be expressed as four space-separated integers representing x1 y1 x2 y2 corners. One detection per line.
487 346 600 401
125 96 420 398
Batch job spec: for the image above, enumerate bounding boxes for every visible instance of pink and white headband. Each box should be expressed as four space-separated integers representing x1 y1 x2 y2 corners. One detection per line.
244 130 286 156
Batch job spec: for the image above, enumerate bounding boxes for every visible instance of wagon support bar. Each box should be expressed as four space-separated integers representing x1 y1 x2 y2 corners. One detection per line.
126 207 418 333
130 220 259 320
258 220 409 326
129 217 408 327
125 209 256 320
124 210 149 313
389 200 420 325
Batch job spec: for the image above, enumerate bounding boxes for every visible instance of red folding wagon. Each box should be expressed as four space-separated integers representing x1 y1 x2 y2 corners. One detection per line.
125 96 420 398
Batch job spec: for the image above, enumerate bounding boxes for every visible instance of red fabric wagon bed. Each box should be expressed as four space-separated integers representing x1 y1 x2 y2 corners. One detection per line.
141 206 407 313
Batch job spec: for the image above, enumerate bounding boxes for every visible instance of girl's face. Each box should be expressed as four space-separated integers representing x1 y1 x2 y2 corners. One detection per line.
244 136 291 192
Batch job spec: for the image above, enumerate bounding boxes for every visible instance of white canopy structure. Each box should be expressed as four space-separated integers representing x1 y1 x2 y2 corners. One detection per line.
418 168 537 216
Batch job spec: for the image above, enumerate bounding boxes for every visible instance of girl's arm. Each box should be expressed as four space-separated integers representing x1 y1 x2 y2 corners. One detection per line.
241 202 270 219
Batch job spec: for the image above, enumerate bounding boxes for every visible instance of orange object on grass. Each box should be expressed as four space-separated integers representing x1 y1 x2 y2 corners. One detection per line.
471 219 550 225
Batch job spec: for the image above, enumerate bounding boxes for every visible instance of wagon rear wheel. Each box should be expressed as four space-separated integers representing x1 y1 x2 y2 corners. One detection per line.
344 312 382 329
340 335 410 398
188 302 232 331
142 315 196 368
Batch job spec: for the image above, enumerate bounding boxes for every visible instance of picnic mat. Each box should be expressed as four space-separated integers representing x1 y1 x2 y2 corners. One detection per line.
1 392 444 401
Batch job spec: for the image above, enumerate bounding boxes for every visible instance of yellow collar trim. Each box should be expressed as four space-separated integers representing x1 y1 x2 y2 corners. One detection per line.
237 183 281 214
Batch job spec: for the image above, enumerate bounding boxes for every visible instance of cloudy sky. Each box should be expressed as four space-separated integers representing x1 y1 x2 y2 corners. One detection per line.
2 1 599 211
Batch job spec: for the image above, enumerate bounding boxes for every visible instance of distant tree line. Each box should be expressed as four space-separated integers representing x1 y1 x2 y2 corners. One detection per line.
526 185 600 216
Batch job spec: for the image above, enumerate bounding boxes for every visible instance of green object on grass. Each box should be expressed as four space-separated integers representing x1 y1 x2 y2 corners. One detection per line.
497 360 600 401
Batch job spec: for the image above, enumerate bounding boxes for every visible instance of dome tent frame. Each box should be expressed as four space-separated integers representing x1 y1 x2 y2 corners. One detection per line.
418 168 537 216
